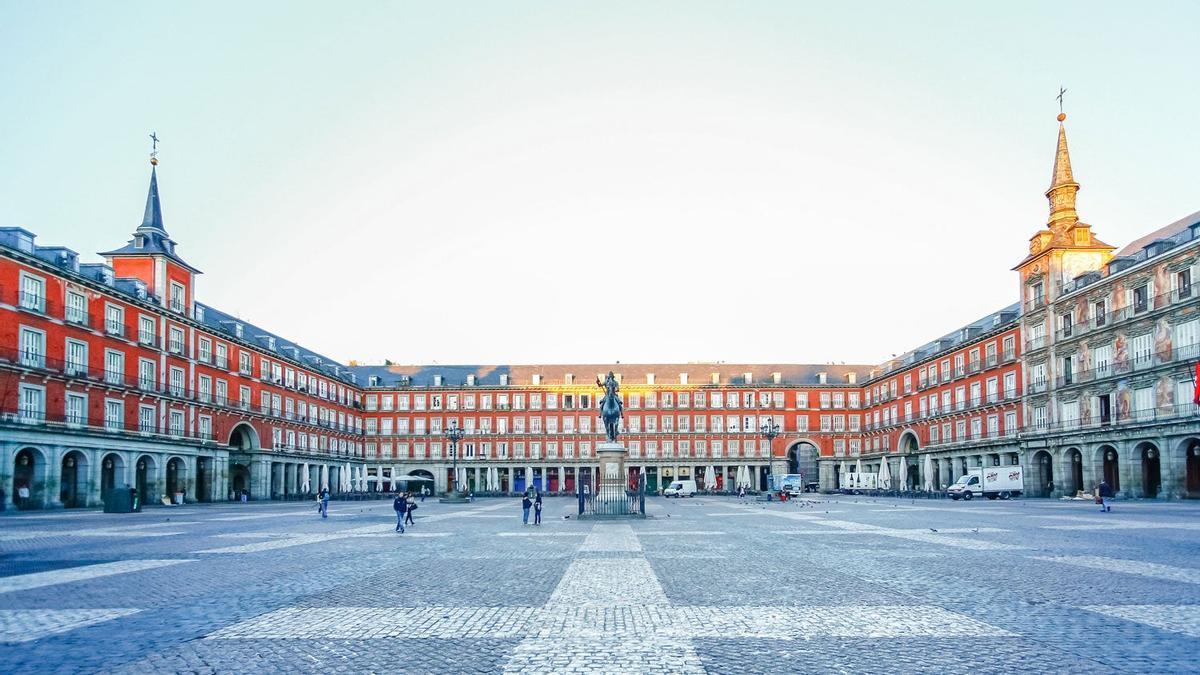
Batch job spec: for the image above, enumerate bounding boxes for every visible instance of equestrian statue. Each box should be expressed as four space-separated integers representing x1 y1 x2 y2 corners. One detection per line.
596 371 624 443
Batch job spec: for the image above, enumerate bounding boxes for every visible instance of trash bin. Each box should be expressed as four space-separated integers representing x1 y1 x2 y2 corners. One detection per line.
103 489 134 513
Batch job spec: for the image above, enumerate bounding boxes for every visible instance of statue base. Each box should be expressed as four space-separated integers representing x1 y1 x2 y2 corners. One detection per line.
596 442 627 483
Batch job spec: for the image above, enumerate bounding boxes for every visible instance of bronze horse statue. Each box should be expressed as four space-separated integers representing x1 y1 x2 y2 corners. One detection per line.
597 371 624 443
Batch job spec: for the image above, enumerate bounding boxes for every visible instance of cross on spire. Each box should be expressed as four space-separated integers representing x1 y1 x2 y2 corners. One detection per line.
1057 87 1067 114
149 131 160 165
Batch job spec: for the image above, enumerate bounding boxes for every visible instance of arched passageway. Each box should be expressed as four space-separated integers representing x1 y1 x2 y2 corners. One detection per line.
60 451 89 508
12 447 43 510
229 423 259 451
100 453 125 503
1137 442 1161 499
786 441 819 488
1064 448 1084 495
1183 439 1200 498
166 457 187 502
136 455 157 505
1097 445 1120 493
1029 450 1054 497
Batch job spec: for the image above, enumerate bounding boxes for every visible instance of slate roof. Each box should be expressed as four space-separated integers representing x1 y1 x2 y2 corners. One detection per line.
1113 209 1200 258
349 363 873 388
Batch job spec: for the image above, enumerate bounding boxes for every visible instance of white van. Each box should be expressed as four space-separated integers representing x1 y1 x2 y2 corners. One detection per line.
664 479 697 497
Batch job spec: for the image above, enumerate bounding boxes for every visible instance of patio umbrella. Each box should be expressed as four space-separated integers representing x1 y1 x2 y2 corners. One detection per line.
300 463 310 493
743 464 752 489
855 457 864 477
320 464 329 491
897 457 907 490
922 455 934 491
344 463 352 492
878 458 891 490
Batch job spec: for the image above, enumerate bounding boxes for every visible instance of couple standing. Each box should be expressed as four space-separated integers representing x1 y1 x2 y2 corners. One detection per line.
393 492 417 532
522 493 543 525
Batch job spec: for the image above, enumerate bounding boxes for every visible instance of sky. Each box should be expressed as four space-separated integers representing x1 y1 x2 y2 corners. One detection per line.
2 1 1198 367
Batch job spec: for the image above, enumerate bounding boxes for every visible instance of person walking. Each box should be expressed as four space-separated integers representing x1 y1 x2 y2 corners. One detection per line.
1099 480 1114 512
521 494 532 525
405 491 417 526
534 493 543 526
318 487 330 519
420 486 427 502
393 492 407 533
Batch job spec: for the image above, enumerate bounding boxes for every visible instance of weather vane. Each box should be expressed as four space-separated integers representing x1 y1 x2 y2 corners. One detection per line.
149 131 160 165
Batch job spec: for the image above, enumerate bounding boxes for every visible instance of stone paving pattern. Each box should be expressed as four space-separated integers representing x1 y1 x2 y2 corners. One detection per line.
0 494 1197 673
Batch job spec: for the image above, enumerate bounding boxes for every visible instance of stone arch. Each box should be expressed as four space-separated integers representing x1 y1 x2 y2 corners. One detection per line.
1174 437 1200 499
165 456 189 501
1061 447 1085 495
60 450 90 508
1094 444 1121 493
135 455 159 504
100 452 127 502
785 438 820 487
1134 440 1162 499
1029 450 1054 497
229 423 260 451
12 446 48 509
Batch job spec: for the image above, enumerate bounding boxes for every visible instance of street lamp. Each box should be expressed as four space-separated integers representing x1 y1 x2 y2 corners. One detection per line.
759 419 780 495
445 422 466 495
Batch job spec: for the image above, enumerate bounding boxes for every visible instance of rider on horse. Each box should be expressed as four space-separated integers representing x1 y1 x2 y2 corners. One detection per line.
597 371 624 442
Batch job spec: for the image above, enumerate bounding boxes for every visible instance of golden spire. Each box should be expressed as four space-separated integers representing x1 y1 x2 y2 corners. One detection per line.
1045 112 1079 231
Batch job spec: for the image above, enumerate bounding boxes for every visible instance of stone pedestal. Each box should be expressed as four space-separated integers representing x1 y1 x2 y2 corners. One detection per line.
597 442 627 483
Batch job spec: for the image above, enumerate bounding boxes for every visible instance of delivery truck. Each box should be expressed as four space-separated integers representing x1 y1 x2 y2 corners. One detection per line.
947 466 1024 500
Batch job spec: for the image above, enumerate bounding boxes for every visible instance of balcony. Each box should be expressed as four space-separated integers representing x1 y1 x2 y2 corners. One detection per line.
968 361 981 374
1025 337 1046 352
65 309 90 327
1002 349 1016 363
1026 296 1045 312
18 291 46 313
105 320 126 337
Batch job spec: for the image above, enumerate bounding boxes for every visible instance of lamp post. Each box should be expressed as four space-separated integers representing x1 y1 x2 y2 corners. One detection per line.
760 418 780 495
445 422 466 495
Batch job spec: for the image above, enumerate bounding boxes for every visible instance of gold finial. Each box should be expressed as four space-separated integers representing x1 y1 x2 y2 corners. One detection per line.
1057 112 1066 122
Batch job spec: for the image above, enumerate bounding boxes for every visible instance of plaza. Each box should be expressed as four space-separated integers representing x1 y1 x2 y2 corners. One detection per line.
0 495 1197 673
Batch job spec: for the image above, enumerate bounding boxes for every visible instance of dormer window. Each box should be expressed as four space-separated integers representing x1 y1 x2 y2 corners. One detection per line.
134 235 145 249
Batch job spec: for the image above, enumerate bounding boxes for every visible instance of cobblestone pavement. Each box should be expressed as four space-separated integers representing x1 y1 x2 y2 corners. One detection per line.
1 494 1198 673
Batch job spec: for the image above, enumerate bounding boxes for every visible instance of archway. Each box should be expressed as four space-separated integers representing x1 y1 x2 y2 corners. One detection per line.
60 450 89 508
100 453 126 503
1180 439 1200 498
1137 441 1161 499
231 463 250 498
12 447 44 510
166 456 187 502
229 423 260 451
898 431 920 490
786 440 819 488
1030 450 1054 497
136 455 157 505
195 456 212 502
1063 448 1084 495
1096 445 1120 493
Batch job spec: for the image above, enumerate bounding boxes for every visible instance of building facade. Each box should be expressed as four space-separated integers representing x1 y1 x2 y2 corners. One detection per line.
2 114 1198 508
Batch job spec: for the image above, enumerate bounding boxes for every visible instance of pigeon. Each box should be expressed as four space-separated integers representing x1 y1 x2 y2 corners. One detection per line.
971 528 979 533
929 528 938 533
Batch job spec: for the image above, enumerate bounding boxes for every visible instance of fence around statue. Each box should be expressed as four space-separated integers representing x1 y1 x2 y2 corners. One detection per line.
578 474 645 518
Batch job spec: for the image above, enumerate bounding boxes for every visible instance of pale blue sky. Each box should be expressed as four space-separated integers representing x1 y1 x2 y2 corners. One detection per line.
2 2 1197 366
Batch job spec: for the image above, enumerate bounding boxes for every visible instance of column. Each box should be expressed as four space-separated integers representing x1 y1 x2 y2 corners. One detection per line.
44 446 65 509
251 459 271 500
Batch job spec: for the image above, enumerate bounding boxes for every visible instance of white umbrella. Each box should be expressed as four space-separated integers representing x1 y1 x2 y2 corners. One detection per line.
840 460 848 488
343 463 352 492
320 464 329 491
897 457 907 490
855 457 864 477
922 455 934 491
878 458 891 490
300 463 310 493
743 465 751 489
706 465 715 490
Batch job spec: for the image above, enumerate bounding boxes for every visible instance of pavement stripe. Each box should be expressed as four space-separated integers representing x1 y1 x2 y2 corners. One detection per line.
0 530 185 542
580 524 641 552
1081 605 1200 638
1032 556 1200 584
0 560 193 594
0 608 141 643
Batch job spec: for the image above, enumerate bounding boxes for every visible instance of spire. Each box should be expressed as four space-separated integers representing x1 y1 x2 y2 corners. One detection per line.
1045 112 1079 231
138 164 167 234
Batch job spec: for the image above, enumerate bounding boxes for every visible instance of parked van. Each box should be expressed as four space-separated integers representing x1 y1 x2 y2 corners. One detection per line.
664 479 697 497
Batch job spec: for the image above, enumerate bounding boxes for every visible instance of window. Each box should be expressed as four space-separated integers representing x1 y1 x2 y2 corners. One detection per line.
66 393 86 426
104 350 124 385
65 290 87 324
105 304 124 335
240 385 251 409
819 392 831 409
65 339 87 376
104 399 123 431
215 343 228 368
198 415 212 440
1133 284 1148 313
170 281 186 313
18 385 44 422
239 352 252 375
198 338 212 363
1177 268 1193 300
168 327 184 354
138 315 156 345
796 392 808 409
20 273 45 311
198 375 212 403
169 410 185 436
170 367 185 396
1005 411 1018 434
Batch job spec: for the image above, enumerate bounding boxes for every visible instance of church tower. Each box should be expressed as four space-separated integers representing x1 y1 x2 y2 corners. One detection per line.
1014 112 1114 310
101 145 201 316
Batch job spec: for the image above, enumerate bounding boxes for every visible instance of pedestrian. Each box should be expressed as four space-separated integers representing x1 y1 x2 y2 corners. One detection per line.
534 493 543 525
393 492 407 533
420 486 427 502
241 489 248 503
318 487 330 518
1099 480 1114 512
521 493 532 525
17 483 30 510
405 491 417 526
